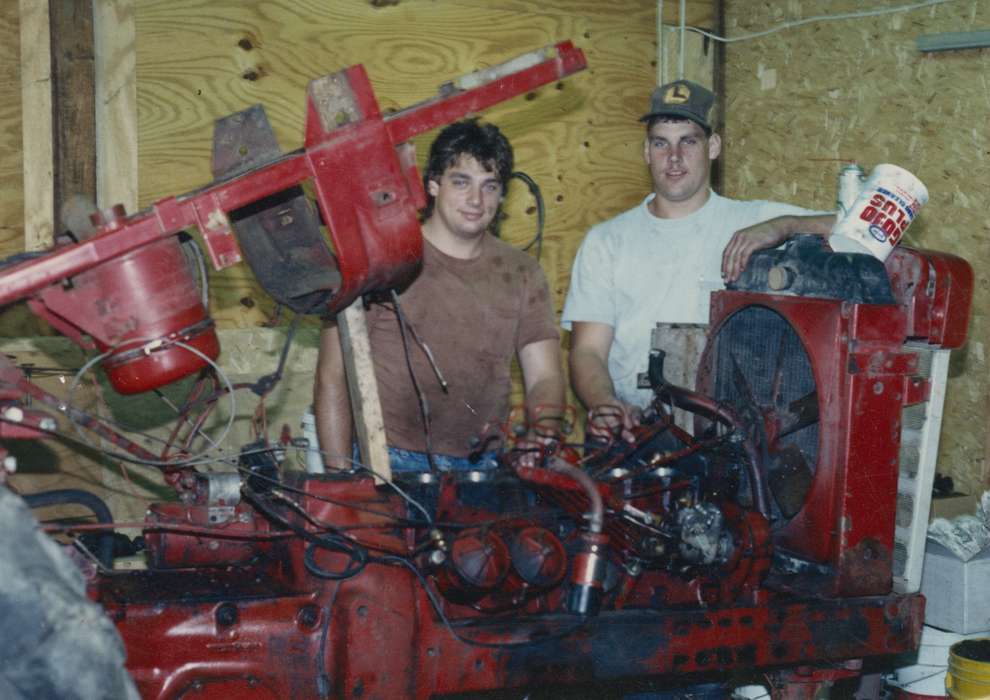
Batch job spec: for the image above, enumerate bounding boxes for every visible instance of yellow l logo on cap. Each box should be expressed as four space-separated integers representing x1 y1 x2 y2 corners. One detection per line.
664 84 690 104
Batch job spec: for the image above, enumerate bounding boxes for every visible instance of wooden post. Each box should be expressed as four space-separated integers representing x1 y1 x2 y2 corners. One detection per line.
50 0 96 227
337 300 391 483
19 0 54 251
93 0 137 213
92 0 142 525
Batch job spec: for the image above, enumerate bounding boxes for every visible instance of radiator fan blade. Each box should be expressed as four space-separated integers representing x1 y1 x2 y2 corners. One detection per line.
778 390 819 438
710 306 821 524
767 443 814 518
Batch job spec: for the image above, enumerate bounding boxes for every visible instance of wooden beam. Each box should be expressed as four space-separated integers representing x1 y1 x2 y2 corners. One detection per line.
19 0 54 251
93 0 137 212
337 300 391 484
50 0 96 232
711 0 725 192
93 0 139 523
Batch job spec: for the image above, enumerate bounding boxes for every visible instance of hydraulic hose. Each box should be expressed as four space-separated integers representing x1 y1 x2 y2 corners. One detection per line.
22 489 115 568
661 386 771 520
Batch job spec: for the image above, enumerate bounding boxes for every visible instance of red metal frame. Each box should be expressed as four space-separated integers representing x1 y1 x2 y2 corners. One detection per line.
24 241 969 698
95 477 925 700
0 41 587 313
884 246 973 348
698 246 972 598
0 41 585 398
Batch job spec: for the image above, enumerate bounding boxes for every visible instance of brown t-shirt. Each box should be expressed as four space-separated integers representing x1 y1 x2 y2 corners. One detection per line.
365 236 558 457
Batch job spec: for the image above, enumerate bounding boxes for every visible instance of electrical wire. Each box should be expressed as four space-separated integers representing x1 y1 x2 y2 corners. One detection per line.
158 300 308 457
384 292 447 393
232 462 412 525
21 392 552 540
248 303 310 398
243 486 372 575
266 488 416 552
47 475 590 652
303 541 368 580
68 397 181 455
129 488 594 649
509 171 545 261
364 463 435 527
376 554 589 649
126 437 434 528
159 370 226 460
688 0 960 44
63 339 237 468
44 520 298 540
389 289 440 475
42 437 589 650
244 440 572 531
234 449 520 531
0 410 239 498
248 479 417 556
11 363 82 378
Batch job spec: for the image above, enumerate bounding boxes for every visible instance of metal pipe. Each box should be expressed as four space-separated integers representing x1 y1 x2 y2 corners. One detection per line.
916 30 990 52
547 458 604 534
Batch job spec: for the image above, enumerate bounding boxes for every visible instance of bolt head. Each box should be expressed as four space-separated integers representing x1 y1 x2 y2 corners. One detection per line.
3 406 23 422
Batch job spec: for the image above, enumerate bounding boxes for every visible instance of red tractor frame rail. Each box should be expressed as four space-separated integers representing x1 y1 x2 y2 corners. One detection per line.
0 41 586 312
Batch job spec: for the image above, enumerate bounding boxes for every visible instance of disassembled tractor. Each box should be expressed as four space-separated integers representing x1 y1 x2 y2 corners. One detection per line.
0 42 974 699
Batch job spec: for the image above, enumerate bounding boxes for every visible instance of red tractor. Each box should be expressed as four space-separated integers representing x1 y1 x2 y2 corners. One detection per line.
0 42 973 699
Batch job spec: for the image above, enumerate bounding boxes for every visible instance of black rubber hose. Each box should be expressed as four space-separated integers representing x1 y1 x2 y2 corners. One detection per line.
661 386 771 520
21 489 115 568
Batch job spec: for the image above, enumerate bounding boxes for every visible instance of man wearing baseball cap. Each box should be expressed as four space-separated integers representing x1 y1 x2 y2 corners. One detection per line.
562 79 835 439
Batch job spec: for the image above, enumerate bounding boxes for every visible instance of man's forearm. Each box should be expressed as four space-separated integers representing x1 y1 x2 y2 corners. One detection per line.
569 347 620 410
314 379 353 469
784 213 836 237
525 374 567 433
722 213 839 282
314 327 355 470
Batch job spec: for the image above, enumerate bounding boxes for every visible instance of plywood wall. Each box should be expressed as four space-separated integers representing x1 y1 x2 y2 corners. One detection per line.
0 2 23 256
722 0 990 494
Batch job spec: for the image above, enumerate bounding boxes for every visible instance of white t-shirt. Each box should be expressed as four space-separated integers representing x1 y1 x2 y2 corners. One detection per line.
562 191 818 407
